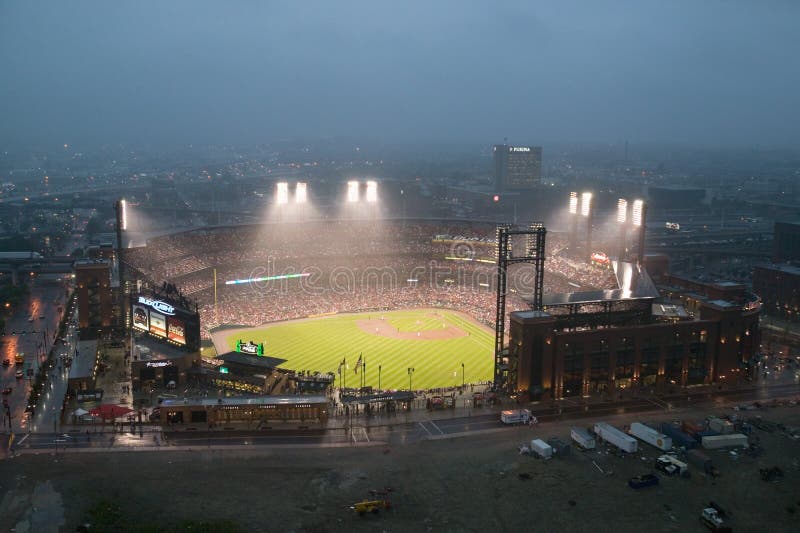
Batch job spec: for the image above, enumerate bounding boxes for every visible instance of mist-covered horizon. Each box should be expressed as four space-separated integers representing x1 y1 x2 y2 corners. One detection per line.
2 1 799 149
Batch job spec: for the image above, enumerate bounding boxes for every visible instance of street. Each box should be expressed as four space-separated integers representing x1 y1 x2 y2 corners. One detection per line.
1 281 70 435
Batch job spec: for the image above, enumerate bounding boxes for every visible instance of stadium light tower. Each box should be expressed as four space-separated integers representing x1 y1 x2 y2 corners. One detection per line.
581 192 593 260
276 182 289 205
617 198 628 262
347 180 359 203
295 182 307 204
569 191 579 216
568 192 578 251
365 180 378 203
119 198 127 231
632 199 647 265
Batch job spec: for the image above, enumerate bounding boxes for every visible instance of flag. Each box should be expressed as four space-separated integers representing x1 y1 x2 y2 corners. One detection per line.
354 353 362 374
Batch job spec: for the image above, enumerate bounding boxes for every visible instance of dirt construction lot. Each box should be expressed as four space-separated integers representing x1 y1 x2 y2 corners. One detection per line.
2 406 800 532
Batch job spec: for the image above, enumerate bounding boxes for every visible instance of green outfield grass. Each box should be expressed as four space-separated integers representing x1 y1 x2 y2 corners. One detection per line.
220 309 494 390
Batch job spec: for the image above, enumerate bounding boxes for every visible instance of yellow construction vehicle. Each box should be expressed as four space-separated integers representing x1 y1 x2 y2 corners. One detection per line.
351 499 391 515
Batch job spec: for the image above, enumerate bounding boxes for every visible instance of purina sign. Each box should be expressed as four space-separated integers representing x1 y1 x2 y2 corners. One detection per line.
137 296 175 316
236 340 264 356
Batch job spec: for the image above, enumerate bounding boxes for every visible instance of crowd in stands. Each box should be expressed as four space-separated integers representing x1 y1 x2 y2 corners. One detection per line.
123 220 621 339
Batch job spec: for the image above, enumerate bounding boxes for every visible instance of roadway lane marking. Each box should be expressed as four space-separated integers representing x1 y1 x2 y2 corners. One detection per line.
418 421 433 437
428 420 444 435
16 434 30 446
646 397 669 410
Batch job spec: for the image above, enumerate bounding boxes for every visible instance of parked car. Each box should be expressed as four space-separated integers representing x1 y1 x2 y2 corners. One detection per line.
15 370 24 379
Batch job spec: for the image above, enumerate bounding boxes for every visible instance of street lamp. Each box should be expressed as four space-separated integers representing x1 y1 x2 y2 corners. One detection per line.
407 367 415 391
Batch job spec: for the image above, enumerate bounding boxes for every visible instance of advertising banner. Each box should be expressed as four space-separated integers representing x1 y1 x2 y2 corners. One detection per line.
132 305 149 332
167 317 186 345
150 311 167 338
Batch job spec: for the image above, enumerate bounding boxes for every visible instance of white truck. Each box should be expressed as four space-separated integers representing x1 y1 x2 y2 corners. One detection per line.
656 454 688 476
630 422 673 451
530 438 553 459
570 427 596 450
501 409 535 425
594 422 638 453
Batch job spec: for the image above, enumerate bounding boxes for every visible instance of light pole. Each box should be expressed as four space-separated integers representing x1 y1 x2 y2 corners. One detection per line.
461 362 465 389
407 367 415 392
378 365 382 391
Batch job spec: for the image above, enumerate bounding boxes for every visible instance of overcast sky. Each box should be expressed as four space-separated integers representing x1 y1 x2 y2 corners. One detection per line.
1 1 798 149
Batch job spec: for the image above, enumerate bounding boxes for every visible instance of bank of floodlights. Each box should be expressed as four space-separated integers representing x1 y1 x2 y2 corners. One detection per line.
632 199 644 227
119 199 127 230
366 180 378 203
568 191 578 215
347 180 360 203
580 192 592 217
276 182 289 205
617 198 628 224
295 182 307 204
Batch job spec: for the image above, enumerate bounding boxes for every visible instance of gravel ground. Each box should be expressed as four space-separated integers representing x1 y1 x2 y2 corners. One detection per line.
1 405 799 532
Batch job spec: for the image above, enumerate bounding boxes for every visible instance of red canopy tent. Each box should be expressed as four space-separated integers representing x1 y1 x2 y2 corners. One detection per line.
89 404 134 420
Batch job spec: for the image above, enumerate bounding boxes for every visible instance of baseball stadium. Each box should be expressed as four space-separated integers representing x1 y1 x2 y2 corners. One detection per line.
122 217 620 391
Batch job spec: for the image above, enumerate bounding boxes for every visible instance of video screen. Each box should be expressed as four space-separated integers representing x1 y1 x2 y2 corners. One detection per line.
132 305 149 332
149 311 167 338
167 317 186 345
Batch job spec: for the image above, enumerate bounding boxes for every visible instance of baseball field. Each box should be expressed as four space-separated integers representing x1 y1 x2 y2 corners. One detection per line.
211 308 494 390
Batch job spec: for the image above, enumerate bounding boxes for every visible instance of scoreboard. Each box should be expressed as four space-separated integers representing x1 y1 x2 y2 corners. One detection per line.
130 294 200 351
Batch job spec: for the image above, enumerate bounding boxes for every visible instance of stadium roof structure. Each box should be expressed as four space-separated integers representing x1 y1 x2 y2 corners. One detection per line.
534 261 660 307
341 391 414 404
160 395 328 408
218 351 286 370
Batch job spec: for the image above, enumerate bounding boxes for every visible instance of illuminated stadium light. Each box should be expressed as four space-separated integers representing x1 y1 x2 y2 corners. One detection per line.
347 180 360 203
225 272 311 285
295 182 307 204
119 199 127 230
580 192 592 217
632 199 644 227
617 198 628 224
366 180 378 203
568 192 578 215
276 182 289 205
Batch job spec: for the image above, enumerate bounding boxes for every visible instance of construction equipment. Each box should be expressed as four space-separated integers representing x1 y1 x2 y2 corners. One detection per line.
701 507 731 532
352 499 392 515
